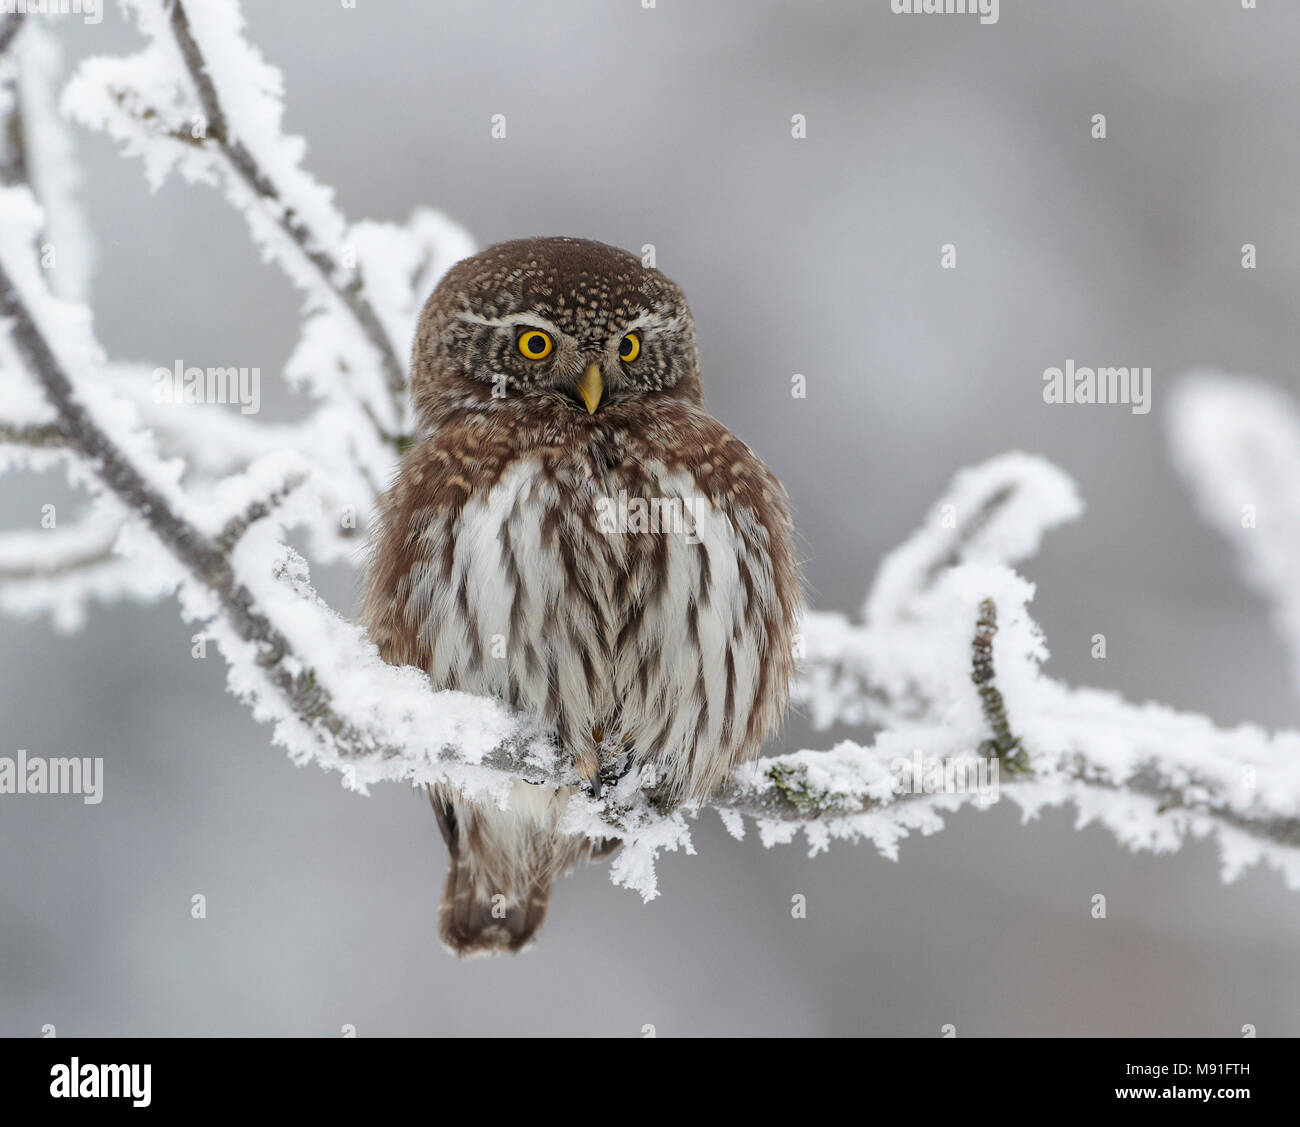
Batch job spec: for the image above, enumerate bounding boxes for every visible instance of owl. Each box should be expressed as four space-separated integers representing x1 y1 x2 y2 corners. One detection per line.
362 237 801 956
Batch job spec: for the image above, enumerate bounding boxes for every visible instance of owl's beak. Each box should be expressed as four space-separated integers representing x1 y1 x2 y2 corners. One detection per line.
576 362 604 414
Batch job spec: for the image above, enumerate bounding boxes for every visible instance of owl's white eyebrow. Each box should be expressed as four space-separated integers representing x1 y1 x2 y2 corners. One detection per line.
454 311 559 332
626 310 688 335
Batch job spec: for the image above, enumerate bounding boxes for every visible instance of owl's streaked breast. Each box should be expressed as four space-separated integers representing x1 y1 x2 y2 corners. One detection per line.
400 442 770 803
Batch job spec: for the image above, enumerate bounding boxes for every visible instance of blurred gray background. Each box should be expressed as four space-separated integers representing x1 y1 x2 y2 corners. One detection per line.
2 0 1299 1035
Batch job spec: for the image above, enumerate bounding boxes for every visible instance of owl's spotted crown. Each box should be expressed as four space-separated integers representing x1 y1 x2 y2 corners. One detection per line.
411 236 702 426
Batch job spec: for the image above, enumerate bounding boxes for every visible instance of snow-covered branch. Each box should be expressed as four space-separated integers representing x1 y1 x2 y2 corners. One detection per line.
2 1 1299 903
728 496 1300 892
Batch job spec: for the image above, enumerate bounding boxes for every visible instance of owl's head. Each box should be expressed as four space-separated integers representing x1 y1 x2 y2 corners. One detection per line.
410 236 702 426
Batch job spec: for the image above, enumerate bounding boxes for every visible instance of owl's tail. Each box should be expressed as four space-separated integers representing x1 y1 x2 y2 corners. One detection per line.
429 782 617 957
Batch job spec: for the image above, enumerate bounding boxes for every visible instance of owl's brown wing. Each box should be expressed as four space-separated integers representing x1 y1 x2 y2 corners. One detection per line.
361 413 520 673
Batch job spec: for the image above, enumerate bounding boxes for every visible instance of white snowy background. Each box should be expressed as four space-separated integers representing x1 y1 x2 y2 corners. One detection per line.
2 0 1299 1035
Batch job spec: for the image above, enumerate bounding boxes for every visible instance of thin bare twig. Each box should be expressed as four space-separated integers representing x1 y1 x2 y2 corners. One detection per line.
0 420 72 447
971 597 1027 768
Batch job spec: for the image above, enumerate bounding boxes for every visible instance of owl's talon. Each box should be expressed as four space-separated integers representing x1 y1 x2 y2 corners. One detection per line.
575 747 602 798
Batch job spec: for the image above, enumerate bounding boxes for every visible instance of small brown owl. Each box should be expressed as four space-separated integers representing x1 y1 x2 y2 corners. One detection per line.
362 237 801 956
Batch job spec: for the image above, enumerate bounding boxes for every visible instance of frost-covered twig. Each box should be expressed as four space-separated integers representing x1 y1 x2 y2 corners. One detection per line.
213 469 306 555
163 0 405 418
796 452 1083 731
0 501 158 631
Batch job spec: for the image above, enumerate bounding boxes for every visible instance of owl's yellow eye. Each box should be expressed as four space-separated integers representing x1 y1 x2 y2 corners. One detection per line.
618 332 641 363
517 329 554 360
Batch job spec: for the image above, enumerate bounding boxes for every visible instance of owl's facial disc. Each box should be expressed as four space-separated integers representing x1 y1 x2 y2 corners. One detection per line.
413 237 705 423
